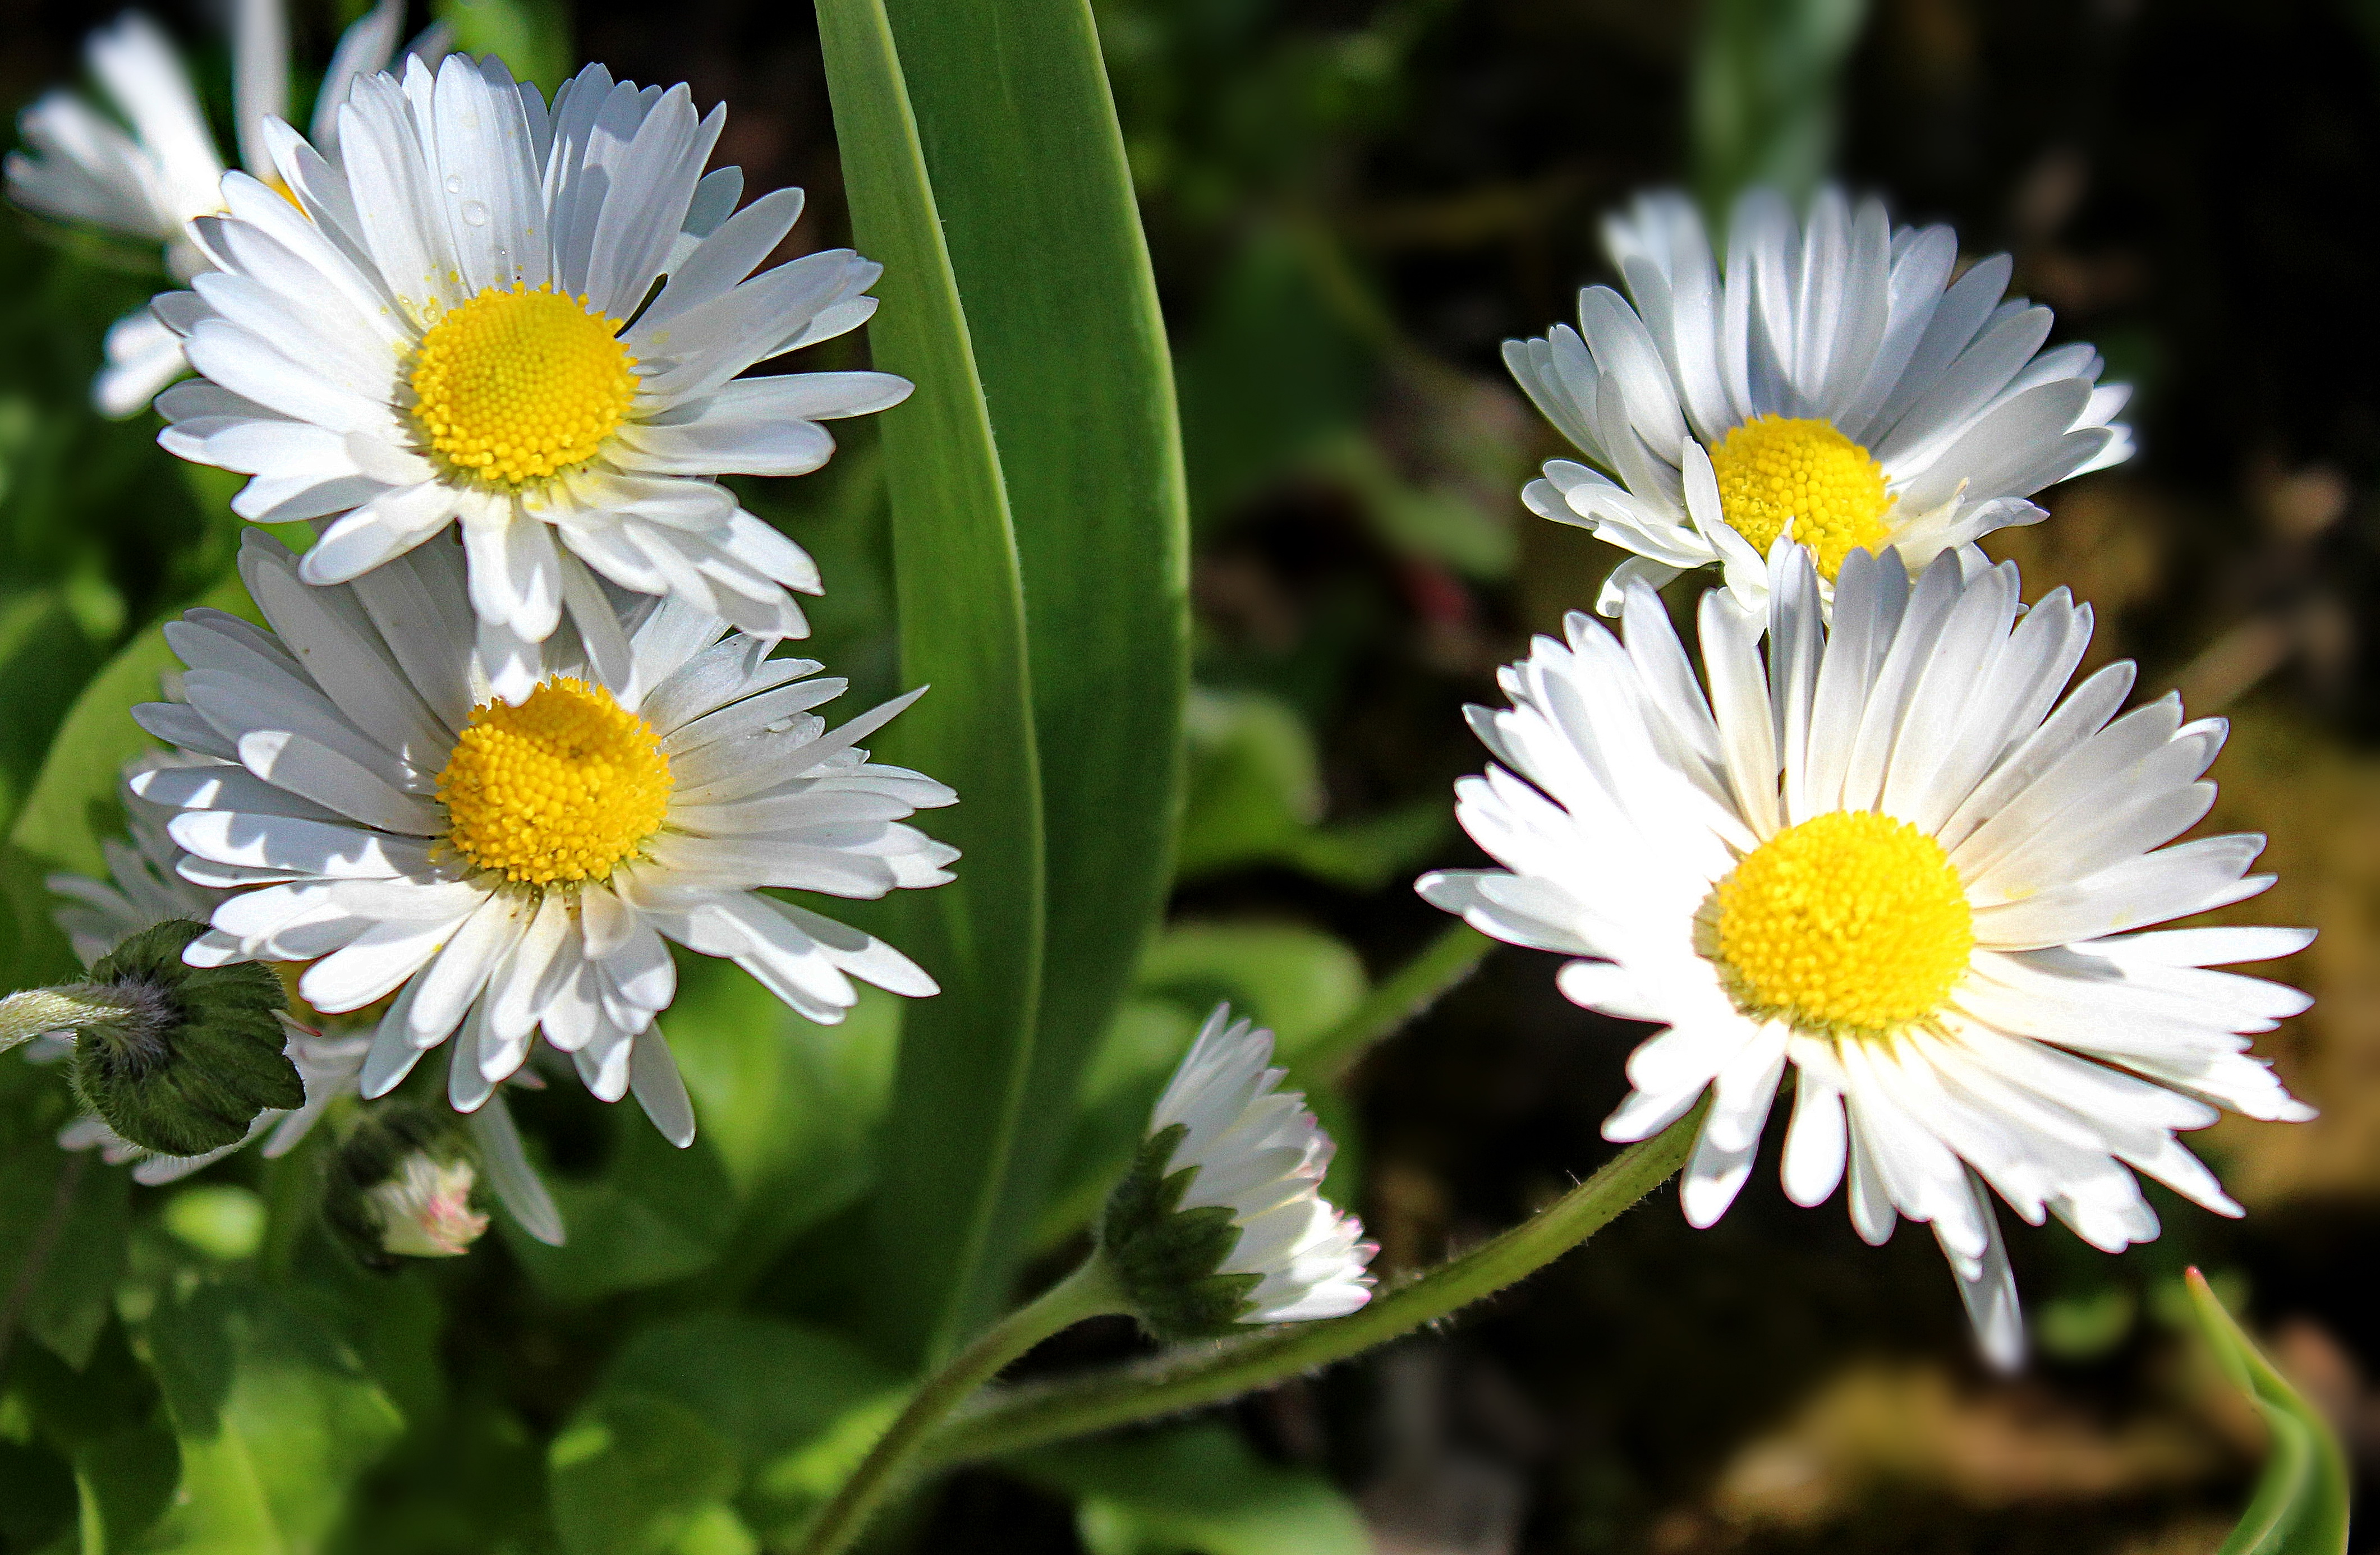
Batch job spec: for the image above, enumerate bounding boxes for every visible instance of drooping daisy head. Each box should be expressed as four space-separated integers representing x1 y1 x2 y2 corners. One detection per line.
151 53 910 677
1100 1005 1376 1337
3 0 435 416
130 527 956 1149
1508 188 2134 617
1419 542 2312 1366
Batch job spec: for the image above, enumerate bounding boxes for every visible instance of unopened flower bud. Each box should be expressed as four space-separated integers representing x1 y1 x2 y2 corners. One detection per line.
0 919 301 1157
322 1105 490 1271
1097 1006 1376 1341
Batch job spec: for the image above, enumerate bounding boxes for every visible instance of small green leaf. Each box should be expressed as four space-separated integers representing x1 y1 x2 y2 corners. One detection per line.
1012 1423 1371 1555
0 572 258 990
1178 687 1449 889
501 1102 741 1301
0 1438 76 1550
0 591 100 835
0 1136 127 1370
2183 1268 2350 1555
162 1186 267 1264
1135 924 1368 1059
549 1314 905 1553
661 959 900 1285
141 1284 406 1553
550 1395 743 1555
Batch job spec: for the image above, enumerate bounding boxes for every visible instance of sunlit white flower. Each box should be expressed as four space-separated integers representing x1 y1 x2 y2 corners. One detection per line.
1102 1005 1376 1335
4 0 438 416
1419 542 2312 1366
43 753 367 1184
131 528 955 1149
151 54 909 679
1508 188 2133 616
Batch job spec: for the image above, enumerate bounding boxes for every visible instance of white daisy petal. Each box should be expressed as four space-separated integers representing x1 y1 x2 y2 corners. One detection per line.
1508 188 2131 617
1133 1007 1376 1326
137 54 892 641
131 536 952 1140
1424 540 2311 1367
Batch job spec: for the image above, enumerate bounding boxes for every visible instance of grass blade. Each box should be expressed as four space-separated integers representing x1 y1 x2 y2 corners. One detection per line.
816 0 1050 1364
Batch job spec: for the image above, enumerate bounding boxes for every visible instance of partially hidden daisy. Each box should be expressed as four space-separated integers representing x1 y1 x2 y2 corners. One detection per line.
43 753 369 1186
1419 541 2312 1365
1508 188 2133 616
1100 1005 1377 1336
4 0 436 416
151 53 910 691
131 527 955 1149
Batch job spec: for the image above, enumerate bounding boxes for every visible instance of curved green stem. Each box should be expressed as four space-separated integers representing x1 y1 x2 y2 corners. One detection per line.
1295 924 1494 1084
794 1254 1128 1555
925 1106 1703 1467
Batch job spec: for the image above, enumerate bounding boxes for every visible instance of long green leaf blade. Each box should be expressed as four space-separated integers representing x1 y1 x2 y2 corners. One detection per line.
815 0 1050 1365
2184 1268 2350 1555
872 0 1192 1350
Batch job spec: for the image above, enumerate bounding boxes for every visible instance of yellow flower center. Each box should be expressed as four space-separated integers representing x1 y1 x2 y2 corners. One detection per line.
436 678 672 886
408 284 638 487
1708 415 1894 580
1705 811 1973 1037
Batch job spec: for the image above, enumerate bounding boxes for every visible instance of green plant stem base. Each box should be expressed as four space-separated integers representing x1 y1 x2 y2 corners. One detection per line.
793 1255 1129 1555
925 1106 1704 1467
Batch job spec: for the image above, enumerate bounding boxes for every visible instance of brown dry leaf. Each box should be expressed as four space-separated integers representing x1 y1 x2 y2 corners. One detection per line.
1983 477 2167 674
2194 709 2380 1206
1704 1361 2224 1533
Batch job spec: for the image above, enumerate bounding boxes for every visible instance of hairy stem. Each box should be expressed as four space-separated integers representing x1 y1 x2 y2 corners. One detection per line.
926 1107 1702 1466
793 1254 1128 1555
0 986 132 1053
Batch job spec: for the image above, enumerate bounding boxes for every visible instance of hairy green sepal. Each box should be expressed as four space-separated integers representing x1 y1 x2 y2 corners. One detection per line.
69 919 300 1156
321 1102 480 1273
1097 1123 1260 1341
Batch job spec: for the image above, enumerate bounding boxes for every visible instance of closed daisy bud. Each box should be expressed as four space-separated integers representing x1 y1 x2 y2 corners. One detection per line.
323 1105 490 1270
1099 1006 1376 1340
0 918 301 1157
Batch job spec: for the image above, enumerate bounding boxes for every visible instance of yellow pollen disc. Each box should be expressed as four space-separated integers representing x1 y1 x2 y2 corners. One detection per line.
436 678 672 886
1706 811 1973 1037
1708 415 1894 580
408 284 637 487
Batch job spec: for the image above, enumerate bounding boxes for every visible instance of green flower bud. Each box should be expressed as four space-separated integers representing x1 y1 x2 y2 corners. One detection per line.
1098 1122 1265 1341
322 1104 490 1272
0 919 301 1157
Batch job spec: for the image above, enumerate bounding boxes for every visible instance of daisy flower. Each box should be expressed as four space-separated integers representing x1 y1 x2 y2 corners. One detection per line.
150 53 909 683
130 527 954 1151
4 0 437 416
1418 542 2313 1365
1508 188 2133 615
1101 1005 1376 1336
43 753 369 1186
